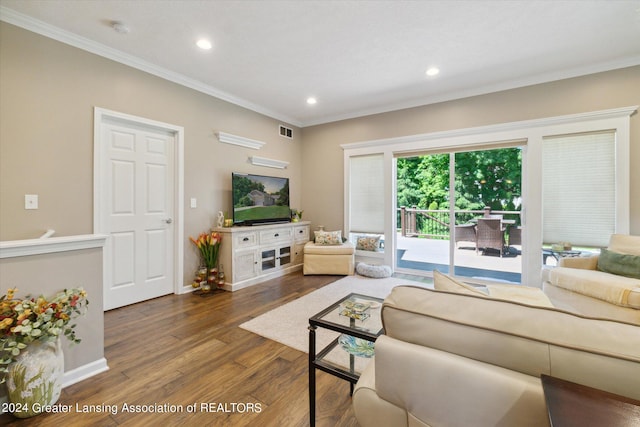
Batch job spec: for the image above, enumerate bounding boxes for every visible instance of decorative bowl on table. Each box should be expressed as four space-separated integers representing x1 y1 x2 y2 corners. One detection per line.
338 334 375 358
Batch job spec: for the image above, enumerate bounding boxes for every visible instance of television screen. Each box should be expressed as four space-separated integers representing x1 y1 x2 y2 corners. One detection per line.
232 173 290 225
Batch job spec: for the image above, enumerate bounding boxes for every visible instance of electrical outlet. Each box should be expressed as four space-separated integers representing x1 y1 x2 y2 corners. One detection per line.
25 194 39 210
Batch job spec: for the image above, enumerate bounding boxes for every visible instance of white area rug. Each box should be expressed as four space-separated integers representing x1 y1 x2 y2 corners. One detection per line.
239 275 432 355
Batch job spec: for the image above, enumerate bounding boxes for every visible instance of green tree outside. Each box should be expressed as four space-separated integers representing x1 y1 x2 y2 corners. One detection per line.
397 147 522 235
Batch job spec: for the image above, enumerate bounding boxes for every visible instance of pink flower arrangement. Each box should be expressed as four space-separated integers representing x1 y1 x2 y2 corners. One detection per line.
190 231 223 270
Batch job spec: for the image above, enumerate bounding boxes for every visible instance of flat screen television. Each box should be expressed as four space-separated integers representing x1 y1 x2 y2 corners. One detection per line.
232 173 291 225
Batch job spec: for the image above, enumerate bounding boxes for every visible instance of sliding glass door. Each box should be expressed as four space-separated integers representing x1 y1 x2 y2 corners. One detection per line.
395 145 523 283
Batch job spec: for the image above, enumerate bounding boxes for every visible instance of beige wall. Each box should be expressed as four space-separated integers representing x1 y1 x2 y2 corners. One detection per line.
301 66 640 235
0 23 302 285
1 21 639 293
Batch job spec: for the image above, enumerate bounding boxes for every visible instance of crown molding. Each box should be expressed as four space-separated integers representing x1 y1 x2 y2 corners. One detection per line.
0 6 302 127
302 56 640 127
2 6 639 129
341 105 638 150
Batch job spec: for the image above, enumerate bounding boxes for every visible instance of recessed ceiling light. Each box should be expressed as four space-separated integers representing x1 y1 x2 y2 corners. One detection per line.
306 97 317 105
425 67 440 77
196 39 212 50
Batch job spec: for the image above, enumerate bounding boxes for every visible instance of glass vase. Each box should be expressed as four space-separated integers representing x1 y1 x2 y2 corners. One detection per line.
207 267 218 285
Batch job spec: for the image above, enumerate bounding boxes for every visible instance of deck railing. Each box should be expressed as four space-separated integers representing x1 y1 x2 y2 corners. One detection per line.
398 206 521 239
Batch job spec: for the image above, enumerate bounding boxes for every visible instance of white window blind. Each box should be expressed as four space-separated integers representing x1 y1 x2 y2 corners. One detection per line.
542 131 615 247
350 154 385 234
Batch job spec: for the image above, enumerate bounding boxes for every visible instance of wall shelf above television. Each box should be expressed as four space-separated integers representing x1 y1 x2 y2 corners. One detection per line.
216 131 265 150
249 156 289 169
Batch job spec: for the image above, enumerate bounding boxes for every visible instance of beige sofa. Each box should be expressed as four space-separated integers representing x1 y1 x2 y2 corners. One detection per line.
542 234 640 325
352 285 640 427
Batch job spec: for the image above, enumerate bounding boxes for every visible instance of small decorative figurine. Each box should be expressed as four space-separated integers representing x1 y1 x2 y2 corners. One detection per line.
216 211 224 228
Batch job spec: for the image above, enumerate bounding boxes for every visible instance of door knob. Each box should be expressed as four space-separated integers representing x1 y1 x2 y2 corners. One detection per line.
164 218 173 224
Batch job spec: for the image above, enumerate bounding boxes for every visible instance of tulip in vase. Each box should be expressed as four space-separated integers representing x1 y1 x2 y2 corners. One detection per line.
190 231 223 288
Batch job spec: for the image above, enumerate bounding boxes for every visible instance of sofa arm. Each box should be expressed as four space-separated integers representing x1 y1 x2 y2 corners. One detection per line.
558 255 598 270
372 335 549 427
352 361 408 427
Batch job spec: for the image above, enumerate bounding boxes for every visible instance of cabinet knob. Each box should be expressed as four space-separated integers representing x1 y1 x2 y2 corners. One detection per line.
243 237 249 241
274 233 279 237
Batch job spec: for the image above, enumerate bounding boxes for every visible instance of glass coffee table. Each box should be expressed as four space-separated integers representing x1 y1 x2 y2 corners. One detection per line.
308 293 384 427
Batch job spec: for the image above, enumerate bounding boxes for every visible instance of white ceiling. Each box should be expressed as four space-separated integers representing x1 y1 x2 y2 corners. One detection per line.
2 0 640 127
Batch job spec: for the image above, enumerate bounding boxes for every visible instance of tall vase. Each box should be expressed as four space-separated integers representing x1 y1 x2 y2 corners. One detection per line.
6 337 64 418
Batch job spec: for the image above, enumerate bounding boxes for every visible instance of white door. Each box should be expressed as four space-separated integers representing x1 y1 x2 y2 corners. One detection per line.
100 119 176 310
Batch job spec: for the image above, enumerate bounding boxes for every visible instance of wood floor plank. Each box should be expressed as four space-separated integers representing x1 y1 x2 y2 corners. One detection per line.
0 272 369 426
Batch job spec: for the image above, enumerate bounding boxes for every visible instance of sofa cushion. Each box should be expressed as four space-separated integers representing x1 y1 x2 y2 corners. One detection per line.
486 284 554 308
558 255 598 270
433 270 488 297
303 240 355 255
597 248 640 279
549 267 640 309
433 271 554 307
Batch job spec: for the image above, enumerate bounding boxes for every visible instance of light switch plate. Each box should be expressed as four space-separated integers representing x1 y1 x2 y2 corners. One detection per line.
25 194 38 209
190 198 197 208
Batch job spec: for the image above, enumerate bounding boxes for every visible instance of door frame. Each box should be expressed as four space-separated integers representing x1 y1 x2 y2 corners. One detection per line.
93 107 185 308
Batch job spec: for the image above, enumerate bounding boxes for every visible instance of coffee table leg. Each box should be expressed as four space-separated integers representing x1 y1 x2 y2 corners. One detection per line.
309 324 316 427
350 353 356 395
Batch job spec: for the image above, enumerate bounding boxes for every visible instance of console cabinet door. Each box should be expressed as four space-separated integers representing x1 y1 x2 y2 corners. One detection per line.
234 249 258 282
278 246 291 268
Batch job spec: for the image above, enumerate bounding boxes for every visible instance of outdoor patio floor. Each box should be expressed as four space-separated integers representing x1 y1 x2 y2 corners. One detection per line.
395 234 526 283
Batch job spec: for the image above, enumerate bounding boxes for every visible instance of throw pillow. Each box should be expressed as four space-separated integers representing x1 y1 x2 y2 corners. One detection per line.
356 235 381 251
486 284 554 308
433 270 488 297
314 230 342 245
597 248 640 279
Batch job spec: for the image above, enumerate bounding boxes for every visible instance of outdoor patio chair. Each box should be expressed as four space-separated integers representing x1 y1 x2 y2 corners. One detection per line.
476 218 506 257
454 223 476 249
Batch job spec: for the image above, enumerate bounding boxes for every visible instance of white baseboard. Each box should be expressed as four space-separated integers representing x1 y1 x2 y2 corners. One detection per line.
62 358 109 388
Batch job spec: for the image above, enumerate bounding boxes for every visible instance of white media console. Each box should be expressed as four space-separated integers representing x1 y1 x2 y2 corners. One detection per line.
213 221 310 291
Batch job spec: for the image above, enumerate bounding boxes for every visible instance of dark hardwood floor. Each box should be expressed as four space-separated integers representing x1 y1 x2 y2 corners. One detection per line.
0 271 363 426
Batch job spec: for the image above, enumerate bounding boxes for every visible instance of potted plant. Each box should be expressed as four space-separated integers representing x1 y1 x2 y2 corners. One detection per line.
291 209 304 222
190 231 223 290
0 287 88 418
